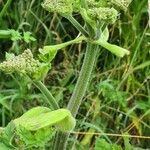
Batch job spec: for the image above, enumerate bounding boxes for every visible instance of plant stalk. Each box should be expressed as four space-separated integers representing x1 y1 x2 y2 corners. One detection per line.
33 81 59 110
66 15 89 37
53 43 99 150
68 43 99 117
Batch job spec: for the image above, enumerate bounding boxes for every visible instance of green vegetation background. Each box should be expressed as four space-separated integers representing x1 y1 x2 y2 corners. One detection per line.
0 0 150 149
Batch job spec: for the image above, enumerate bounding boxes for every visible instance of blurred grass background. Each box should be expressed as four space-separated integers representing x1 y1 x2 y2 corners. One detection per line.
0 0 150 149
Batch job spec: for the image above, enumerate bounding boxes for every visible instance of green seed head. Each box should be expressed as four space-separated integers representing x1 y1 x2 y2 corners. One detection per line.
42 0 73 16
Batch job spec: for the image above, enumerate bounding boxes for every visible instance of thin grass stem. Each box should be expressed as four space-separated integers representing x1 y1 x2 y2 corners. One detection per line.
0 0 12 20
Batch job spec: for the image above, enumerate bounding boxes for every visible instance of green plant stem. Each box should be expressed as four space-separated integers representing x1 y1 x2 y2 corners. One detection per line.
65 15 89 37
33 81 59 110
0 30 12 39
0 0 12 20
68 43 99 116
53 132 69 150
54 43 99 150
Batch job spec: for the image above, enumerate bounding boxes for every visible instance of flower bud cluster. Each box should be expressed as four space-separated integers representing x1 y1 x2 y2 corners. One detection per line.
42 0 132 25
0 49 43 79
41 0 132 40
42 0 73 16
73 0 81 12
21 49 41 76
81 0 132 27
87 0 132 11
87 7 118 24
0 56 26 73
87 0 108 8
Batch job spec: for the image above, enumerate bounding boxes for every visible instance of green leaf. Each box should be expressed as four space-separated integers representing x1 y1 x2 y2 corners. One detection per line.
33 63 50 80
0 94 12 110
1 122 16 148
93 36 130 57
95 138 111 150
94 138 122 150
38 53 49 63
39 36 85 63
123 134 133 150
23 32 36 43
1 107 75 148
2 122 53 149
39 48 58 63
47 49 58 62
136 99 150 111
98 80 127 107
14 107 76 132
16 126 54 148
0 142 14 150
98 40 130 57
10 30 22 41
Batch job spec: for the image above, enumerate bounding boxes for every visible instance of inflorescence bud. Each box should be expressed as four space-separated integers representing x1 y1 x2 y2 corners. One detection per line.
41 0 132 26
87 0 108 8
0 56 26 73
0 49 48 80
87 7 118 24
73 0 81 12
42 0 73 16
79 1 119 27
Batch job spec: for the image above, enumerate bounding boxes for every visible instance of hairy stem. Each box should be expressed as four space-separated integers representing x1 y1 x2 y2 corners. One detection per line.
33 81 59 110
68 43 99 116
54 43 99 150
53 132 69 150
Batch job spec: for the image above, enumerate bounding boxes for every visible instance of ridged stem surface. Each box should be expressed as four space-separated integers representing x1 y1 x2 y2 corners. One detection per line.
33 81 59 110
53 43 99 150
